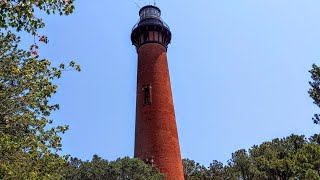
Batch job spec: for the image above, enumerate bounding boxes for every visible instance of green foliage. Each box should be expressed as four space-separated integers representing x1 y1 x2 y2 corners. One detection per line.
228 149 259 180
0 0 75 33
0 30 80 179
309 64 320 125
183 158 208 180
248 135 304 180
207 160 225 180
183 134 320 180
0 0 78 179
62 155 165 180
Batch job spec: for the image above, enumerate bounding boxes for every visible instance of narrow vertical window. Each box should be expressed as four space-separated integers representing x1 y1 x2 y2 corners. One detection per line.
140 34 144 44
159 33 162 43
144 32 149 42
143 85 152 105
149 31 154 41
154 31 158 41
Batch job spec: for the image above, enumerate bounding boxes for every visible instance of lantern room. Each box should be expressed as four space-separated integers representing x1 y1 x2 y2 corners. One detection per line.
131 5 172 51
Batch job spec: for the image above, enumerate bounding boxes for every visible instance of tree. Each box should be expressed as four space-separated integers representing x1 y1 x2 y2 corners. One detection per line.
294 143 320 179
182 158 208 180
181 134 320 180
249 135 305 180
228 149 259 180
62 155 165 180
0 0 74 33
0 0 79 179
309 64 320 125
207 160 225 180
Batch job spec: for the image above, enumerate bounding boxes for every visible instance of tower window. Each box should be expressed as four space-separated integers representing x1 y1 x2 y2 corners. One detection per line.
144 33 149 41
142 85 152 105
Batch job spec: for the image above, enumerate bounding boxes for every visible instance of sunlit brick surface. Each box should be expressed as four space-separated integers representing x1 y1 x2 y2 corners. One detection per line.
134 43 184 180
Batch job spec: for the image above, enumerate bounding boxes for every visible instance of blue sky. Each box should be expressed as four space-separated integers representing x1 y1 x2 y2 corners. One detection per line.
31 0 320 166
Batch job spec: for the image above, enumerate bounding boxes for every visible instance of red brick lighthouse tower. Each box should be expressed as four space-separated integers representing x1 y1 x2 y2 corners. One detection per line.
131 5 184 180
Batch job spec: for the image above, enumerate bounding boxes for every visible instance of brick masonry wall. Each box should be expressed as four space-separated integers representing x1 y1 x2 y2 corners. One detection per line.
134 43 184 180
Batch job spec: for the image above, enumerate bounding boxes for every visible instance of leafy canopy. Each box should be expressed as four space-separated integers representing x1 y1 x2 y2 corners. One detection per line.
182 134 320 180
62 155 165 180
0 0 79 179
309 64 320 125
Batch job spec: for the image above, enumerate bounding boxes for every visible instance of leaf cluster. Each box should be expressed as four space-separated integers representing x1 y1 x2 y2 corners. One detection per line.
309 64 320 124
62 155 165 180
0 0 79 179
0 29 81 179
0 0 75 33
183 134 320 180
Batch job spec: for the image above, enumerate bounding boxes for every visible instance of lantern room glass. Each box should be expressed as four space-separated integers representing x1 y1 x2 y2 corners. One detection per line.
140 7 161 20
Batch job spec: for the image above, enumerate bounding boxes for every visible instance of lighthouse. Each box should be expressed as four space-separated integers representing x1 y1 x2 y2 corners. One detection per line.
131 5 184 180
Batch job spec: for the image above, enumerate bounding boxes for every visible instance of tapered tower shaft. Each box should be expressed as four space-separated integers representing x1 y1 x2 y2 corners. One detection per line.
131 5 184 180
